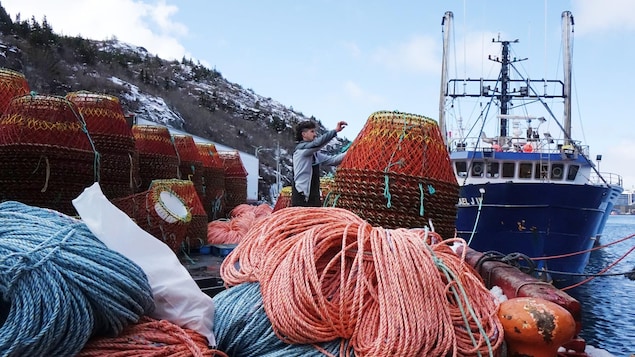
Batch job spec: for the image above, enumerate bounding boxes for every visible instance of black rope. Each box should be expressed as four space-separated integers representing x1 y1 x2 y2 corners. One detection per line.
474 250 537 275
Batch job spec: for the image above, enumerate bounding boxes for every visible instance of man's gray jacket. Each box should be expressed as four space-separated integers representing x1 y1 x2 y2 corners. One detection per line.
292 129 345 200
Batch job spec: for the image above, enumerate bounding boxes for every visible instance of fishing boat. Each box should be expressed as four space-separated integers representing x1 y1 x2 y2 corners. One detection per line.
438 11 623 285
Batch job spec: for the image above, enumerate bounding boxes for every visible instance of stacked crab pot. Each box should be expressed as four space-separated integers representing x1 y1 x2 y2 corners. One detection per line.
324 110 459 239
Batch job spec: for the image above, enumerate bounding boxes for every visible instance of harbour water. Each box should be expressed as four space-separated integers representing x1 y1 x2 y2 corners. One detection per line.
567 215 635 356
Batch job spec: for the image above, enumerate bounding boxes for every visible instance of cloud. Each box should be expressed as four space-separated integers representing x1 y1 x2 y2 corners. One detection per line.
574 0 635 34
342 41 361 58
1 0 189 60
371 35 438 73
342 80 384 105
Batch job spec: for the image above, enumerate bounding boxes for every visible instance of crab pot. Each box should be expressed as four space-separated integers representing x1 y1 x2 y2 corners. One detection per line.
218 150 247 217
324 111 459 239
196 142 225 220
0 68 30 114
66 91 137 199
132 125 179 192
272 186 292 212
111 185 191 253
172 135 204 201
151 179 208 250
0 94 97 215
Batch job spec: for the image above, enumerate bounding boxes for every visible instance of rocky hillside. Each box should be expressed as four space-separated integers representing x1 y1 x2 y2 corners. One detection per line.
0 6 349 202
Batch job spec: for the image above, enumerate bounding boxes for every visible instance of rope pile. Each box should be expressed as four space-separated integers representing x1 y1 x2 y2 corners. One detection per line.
213 282 345 356
0 200 155 356
78 316 228 357
207 204 272 245
217 207 503 356
324 111 459 238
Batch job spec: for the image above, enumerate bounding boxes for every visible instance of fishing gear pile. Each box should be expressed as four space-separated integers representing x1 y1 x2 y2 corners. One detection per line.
66 91 137 200
0 200 155 356
0 94 98 216
215 206 503 356
196 142 225 221
323 111 459 239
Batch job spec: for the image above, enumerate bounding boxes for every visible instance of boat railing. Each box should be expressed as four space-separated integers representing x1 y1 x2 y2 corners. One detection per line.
590 172 623 187
450 136 590 156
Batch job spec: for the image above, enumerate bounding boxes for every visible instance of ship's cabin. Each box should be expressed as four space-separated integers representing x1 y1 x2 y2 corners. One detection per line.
453 160 579 182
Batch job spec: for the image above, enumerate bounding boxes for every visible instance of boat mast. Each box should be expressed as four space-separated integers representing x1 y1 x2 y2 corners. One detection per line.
439 11 453 148
492 38 518 139
562 11 574 144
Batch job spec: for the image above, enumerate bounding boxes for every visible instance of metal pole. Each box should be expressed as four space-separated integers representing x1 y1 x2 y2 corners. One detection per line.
276 140 281 193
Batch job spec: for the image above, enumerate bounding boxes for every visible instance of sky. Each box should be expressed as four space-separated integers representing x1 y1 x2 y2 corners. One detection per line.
2 0 635 190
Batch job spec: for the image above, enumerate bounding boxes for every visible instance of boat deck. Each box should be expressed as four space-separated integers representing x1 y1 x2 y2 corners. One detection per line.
179 252 227 297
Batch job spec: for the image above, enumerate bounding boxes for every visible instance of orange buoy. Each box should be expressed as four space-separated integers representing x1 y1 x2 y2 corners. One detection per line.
522 142 534 152
498 297 576 357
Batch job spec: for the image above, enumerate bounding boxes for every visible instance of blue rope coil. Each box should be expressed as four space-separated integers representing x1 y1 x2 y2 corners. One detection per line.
213 282 346 356
0 201 155 356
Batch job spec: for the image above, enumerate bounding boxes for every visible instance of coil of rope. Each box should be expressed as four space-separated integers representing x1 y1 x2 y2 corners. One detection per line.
0 200 155 356
219 207 503 356
78 316 228 357
212 282 345 356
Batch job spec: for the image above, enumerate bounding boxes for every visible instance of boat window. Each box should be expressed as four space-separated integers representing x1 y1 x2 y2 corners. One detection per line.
471 161 484 177
455 161 467 178
551 164 564 180
502 162 515 178
519 163 533 179
486 162 500 178
567 165 580 180
534 163 549 179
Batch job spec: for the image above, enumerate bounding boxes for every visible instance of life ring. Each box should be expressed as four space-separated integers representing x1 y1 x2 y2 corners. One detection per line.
522 143 533 153
552 166 563 179
154 190 190 224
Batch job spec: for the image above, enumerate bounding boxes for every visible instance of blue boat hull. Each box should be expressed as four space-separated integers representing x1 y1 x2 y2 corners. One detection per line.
455 182 612 286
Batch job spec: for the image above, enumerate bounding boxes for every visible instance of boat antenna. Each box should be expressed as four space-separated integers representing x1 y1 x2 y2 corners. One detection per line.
489 36 521 138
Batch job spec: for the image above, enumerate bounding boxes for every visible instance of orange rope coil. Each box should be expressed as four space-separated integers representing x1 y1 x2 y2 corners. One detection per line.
219 207 503 356
77 316 228 357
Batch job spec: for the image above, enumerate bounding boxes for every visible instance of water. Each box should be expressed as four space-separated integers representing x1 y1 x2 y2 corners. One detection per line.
566 215 635 356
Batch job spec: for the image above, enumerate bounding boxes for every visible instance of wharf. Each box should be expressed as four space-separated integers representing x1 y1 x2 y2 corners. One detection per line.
180 252 226 297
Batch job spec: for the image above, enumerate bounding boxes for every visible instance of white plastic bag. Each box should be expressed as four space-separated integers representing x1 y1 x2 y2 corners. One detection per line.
72 183 216 346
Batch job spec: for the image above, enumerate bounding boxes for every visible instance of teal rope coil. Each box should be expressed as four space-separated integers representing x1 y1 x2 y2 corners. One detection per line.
213 282 346 356
0 201 155 356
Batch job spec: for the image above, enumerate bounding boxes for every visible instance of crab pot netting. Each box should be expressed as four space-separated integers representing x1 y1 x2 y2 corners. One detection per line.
172 135 204 201
66 91 137 200
0 94 97 215
0 68 30 114
218 150 247 217
196 142 225 220
272 186 292 212
151 179 208 250
132 125 179 192
111 185 191 253
325 111 459 239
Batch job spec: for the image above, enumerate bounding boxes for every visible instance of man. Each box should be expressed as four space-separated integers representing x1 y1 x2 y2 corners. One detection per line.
291 120 347 207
